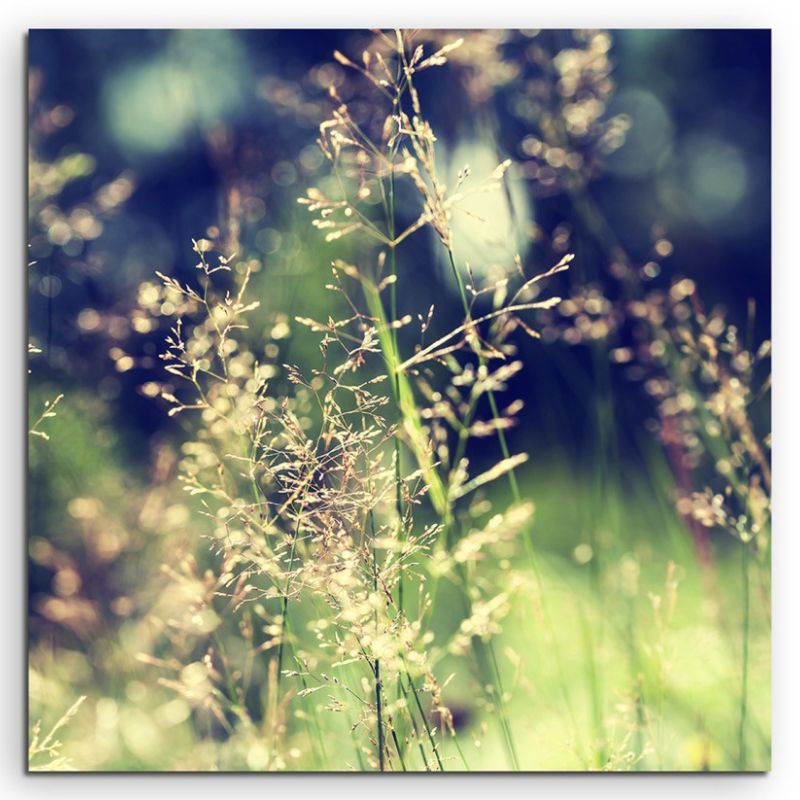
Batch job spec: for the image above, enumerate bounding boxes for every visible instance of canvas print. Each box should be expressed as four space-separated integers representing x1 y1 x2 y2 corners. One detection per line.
27 29 771 772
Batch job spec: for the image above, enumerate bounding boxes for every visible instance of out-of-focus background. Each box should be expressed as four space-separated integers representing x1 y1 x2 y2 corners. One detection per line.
27 29 770 771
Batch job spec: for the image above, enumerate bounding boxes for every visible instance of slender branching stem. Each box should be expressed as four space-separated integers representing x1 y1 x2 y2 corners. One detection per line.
368 507 386 771
402 671 445 771
444 246 521 502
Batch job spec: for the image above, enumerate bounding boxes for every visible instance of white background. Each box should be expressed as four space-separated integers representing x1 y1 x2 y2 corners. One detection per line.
3 2 796 798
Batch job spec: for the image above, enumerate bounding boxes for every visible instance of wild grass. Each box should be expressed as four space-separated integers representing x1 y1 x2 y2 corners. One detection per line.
27 29 771 772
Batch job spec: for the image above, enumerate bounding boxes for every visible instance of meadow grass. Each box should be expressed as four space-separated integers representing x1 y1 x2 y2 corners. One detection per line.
27 29 770 772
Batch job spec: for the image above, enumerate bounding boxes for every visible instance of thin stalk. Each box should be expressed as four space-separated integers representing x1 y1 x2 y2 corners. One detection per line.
403 671 445 771
486 637 521 769
273 510 324 766
298 662 329 767
441 242 593 767
444 246 521 502
370 55 520 768
369 507 386 771
275 508 304 690
374 656 386 771
272 612 326 767
440 245 531 768
370 245 518 767
442 546 519 770
386 154 407 614
396 678 432 770
450 725 471 771
362 279 449 518
389 723 408 771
